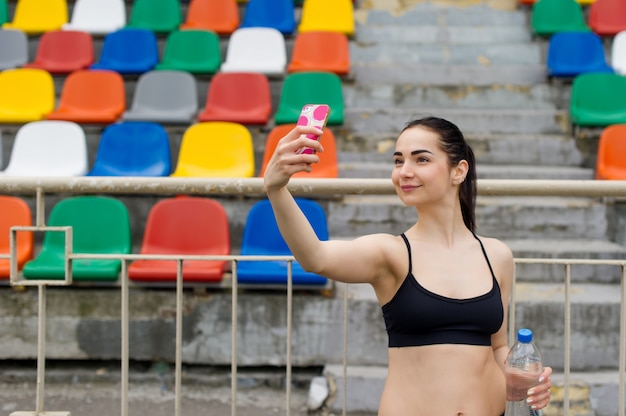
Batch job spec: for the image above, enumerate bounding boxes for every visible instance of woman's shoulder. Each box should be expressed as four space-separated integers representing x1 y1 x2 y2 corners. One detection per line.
475 235 514 263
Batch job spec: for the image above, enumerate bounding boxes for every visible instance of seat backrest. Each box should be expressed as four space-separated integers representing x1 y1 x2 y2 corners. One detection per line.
171 121 255 178
240 0 296 34
0 195 33 275
0 0 8 25
43 196 131 254
46 69 125 123
531 0 590 36
199 72 271 124
88 121 171 177
91 28 159 74
611 30 626 75
63 0 126 35
589 0 626 36
241 198 328 256
180 0 239 35
2 0 68 34
0 29 28 70
126 0 181 33
274 71 345 125
596 124 626 179
155 29 222 74
298 0 354 36
123 70 198 123
570 72 626 126
140 197 230 255
287 31 350 75
1 120 87 176
547 31 612 77
259 123 339 178
0 68 55 122
24 30 94 74
220 27 286 75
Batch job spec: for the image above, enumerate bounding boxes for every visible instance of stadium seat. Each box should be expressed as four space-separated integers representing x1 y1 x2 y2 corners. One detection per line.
589 0 626 37
595 124 626 179
171 122 255 178
128 197 230 283
198 72 271 125
46 69 125 124
220 27 286 75
240 0 296 35
126 0 181 33
237 198 329 286
0 0 7 25
90 28 159 74
570 72 626 127
520 0 596 3
0 29 28 70
180 0 239 35
22 196 131 282
0 68 55 123
259 123 339 178
24 30 94 74
287 31 350 75
546 31 613 78
611 30 626 75
155 29 222 74
298 0 355 36
0 195 34 279
2 0 68 34
531 0 590 36
274 71 344 125
0 120 87 176
122 70 198 124
87 121 171 177
62 0 126 35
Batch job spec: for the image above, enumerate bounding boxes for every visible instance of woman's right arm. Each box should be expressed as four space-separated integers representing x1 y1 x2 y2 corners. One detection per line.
263 125 396 286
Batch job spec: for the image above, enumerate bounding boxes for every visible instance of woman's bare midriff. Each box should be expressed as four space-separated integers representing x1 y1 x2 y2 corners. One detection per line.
378 344 506 416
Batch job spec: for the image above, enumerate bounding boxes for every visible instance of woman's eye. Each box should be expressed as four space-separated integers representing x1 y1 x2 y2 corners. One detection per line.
393 159 403 165
417 157 429 163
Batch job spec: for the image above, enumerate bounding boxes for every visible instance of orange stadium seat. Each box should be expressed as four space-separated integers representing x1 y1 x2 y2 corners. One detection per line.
129 197 230 284
180 0 239 35
198 72 272 125
24 30 94 74
287 31 350 75
259 123 339 178
46 69 125 124
0 195 33 279
595 124 626 179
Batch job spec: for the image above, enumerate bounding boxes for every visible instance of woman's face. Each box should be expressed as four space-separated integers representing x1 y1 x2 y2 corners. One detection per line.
391 126 459 206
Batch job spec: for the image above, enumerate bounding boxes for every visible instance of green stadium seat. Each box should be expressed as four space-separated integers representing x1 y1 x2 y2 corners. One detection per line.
570 72 626 127
0 0 8 25
22 196 131 282
155 29 222 74
531 0 590 36
126 0 181 33
274 71 344 125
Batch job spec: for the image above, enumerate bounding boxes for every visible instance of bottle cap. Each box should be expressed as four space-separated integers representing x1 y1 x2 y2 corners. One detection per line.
518 328 533 343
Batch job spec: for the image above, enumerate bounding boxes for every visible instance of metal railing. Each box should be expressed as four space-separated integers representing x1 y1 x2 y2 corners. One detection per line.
2 177 626 416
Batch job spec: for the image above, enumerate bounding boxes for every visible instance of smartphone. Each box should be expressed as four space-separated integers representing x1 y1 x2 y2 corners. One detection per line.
295 104 331 155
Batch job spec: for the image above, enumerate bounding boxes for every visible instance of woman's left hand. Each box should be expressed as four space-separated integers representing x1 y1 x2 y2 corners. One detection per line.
527 366 553 410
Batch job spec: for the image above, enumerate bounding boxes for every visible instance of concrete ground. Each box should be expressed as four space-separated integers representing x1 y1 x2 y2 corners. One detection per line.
0 361 375 416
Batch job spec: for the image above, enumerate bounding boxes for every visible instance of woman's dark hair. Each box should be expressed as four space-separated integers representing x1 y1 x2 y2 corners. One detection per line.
402 116 477 232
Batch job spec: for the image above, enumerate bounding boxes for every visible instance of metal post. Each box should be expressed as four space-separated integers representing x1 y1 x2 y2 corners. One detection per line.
175 260 183 416
35 285 46 414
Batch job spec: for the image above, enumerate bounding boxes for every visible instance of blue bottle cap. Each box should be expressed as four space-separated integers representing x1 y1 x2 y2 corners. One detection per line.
518 328 533 343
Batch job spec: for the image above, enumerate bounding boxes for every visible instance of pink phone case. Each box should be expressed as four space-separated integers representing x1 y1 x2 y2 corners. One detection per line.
295 104 330 154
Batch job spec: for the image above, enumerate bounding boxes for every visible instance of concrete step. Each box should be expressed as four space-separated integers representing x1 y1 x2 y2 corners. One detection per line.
338 162 593 180
343 107 568 135
354 25 532 44
325 195 609 240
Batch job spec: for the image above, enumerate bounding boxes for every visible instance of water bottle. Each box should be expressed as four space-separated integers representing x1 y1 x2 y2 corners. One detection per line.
505 328 543 416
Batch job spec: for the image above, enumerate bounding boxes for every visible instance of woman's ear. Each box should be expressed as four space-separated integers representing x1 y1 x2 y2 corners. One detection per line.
452 159 469 184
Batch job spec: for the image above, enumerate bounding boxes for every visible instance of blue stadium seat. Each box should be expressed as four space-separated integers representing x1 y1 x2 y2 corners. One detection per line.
87 121 172 177
240 0 296 35
91 28 158 74
547 31 613 78
237 198 329 286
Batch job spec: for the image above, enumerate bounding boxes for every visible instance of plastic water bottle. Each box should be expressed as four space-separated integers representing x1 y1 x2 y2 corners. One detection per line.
505 328 543 416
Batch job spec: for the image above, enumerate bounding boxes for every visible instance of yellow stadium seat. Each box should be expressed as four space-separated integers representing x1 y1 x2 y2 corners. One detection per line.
171 122 255 178
3 0 68 35
0 68 55 123
298 0 354 36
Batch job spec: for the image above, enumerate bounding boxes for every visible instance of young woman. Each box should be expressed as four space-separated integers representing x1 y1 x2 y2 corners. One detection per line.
263 116 553 415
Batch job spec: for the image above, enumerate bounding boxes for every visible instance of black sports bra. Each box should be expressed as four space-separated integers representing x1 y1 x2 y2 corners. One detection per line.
381 233 504 348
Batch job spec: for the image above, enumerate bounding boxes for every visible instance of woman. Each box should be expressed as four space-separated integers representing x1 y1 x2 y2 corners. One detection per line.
263 116 553 415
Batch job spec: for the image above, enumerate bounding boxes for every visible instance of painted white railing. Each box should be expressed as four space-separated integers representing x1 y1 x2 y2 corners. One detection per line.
2 177 626 416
